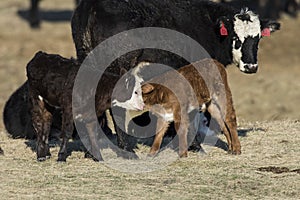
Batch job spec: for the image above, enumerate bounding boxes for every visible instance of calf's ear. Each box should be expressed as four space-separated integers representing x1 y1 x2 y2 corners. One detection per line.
142 84 154 94
260 20 280 35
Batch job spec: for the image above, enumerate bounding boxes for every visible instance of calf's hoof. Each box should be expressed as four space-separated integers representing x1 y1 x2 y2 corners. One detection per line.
228 148 241 155
57 153 67 162
37 157 47 162
148 149 159 157
179 151 188 158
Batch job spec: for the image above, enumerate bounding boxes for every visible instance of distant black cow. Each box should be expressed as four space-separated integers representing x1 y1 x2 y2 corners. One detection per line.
29 0 80 28
219 0 299 19
72 0 280 74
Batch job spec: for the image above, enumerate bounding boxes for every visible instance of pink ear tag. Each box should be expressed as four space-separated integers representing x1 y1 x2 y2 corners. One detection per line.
220 23 228 36
261 28 271 37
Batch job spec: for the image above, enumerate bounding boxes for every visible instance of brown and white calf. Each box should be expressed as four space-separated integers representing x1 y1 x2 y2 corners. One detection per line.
27 51 144 162
141 59 241 157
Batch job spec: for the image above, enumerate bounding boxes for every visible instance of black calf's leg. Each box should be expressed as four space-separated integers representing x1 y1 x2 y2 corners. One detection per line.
57 106 74 162
30 94 52 161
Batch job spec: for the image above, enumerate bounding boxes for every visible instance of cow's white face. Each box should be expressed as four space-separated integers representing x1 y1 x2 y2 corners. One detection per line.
232 10 261 73
112 62 148 111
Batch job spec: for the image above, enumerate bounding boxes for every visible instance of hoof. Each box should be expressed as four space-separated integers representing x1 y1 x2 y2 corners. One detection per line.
228 149 241 155
57 153 67 162
37 157 47 162
147 152 157 158
84 152 103 162
179 151 188 158
57 158 67 162
188 144 205 153
148 149 158 157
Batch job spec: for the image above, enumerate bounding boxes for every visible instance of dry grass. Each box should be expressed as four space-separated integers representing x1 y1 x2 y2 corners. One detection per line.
0 121 299 199
0 0 299 199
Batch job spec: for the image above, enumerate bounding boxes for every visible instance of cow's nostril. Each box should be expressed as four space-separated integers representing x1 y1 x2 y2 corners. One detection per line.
244 64 258 73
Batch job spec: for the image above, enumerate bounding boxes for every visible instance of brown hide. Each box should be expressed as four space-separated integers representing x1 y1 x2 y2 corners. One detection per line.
142 59 241 157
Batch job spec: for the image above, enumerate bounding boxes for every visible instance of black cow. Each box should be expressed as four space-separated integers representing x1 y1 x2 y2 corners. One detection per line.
219 0 299 19
72 0 280 74
70 0 280 156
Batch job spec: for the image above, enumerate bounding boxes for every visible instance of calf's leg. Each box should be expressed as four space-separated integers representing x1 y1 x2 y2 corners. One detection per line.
30 94 52 161
224 99 241 154
149 118 169 156
57 105 74 162
174 107 189 158
207 100 241 155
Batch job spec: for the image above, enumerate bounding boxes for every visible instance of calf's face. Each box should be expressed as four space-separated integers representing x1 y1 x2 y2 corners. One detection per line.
112 67 145 111
221 9 280 73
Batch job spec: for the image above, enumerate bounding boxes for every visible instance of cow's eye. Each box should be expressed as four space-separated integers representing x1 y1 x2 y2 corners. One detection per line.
135 91 138 95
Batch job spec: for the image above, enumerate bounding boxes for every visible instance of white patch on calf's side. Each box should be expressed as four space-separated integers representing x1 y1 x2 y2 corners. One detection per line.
38 95 43 101
159 112 174 122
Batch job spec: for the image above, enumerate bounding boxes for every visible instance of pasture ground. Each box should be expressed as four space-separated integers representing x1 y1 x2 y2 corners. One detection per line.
0 1 299 199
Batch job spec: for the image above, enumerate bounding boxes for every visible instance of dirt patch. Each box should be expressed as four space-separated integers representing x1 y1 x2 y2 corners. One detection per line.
257 166 300 174
258 166 291 174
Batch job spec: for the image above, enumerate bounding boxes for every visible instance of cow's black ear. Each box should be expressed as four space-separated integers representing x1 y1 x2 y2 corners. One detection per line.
261 20 281 33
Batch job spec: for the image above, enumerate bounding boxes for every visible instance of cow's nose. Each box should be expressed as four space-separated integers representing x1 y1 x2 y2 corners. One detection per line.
244 64 258 73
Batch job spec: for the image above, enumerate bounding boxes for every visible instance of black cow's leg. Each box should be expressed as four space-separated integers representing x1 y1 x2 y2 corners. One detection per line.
30 92 52 161
84 121 103 161
110 108 138 159
29 0 41 28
